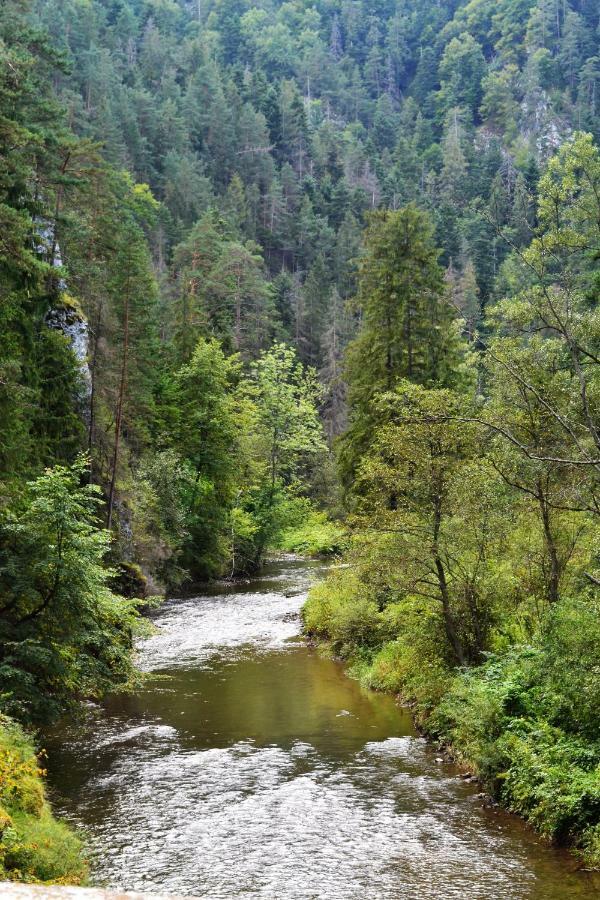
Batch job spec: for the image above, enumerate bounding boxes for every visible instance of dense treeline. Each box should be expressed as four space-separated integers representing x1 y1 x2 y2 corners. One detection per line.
31 0 600 331
5 0 600 596
0 0 339 719
1 0 600 883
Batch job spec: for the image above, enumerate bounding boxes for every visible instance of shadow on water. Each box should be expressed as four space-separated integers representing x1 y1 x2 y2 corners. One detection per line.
43 558 600 899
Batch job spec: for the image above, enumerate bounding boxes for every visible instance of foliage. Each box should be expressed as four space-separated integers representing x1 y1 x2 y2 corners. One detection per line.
163 337 243 580
2 0 600 880
303 135 600 865
428 598 600 856
0 457 140 724
151 339 329 578
305 568 600 863
339 205 468 485
0 715 87 883
232 342 328 571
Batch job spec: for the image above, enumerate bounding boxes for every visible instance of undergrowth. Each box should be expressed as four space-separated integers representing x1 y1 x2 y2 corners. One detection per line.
303 568 600 867
0 716 87 884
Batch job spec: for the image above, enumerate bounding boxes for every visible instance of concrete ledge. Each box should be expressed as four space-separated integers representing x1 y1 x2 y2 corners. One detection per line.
0 886 199 899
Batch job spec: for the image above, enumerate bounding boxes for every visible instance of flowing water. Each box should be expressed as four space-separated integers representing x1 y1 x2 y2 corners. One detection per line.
44 558 599 899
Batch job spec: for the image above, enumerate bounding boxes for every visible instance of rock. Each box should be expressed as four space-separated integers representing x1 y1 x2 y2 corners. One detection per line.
112 562 148 599
35 218 92 419
519 88 572 160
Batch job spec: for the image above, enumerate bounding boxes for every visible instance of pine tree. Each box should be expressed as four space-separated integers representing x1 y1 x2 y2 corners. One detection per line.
296 254 330 367
330 15 343 61
0 0 86 479
340 205 466 485
106 220 159 530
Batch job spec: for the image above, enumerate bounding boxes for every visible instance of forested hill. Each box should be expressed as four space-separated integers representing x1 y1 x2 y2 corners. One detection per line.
33 0 600 341
1 0 599 637
4 0 599 513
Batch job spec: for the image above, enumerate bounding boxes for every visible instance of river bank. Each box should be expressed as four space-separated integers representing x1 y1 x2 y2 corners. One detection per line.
302 569 600 872
38 558 600 898
0 716 86 885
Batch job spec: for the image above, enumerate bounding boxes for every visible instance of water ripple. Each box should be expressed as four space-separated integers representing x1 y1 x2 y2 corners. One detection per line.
44 560 599 900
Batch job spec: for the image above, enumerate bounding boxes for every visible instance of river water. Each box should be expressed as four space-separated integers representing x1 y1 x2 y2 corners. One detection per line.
44 558 599 899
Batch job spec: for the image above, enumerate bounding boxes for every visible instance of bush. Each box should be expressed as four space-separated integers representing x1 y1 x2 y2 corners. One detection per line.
427 618 600 863
0 458 141 724
303 568 380 653
273 496 347 557
278 514 347 556
302 579 600 866
530 597 600 740
0 717 86 884
499 725 600 844
367 640 451 713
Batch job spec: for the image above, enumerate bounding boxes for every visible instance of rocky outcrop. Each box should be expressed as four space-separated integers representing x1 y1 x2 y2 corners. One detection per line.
520 89 572 159
45 302 92 412
35 219 92 420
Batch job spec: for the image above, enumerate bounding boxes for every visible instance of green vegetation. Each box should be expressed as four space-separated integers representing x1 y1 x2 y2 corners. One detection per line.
0 716 87 884
276 504 347 556
0 457 141 725
304 132 600 865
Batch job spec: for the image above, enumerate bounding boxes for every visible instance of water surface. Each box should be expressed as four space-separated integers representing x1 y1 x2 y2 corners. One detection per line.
44 559 600 899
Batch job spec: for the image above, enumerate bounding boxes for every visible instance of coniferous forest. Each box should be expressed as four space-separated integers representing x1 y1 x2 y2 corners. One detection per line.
1 0 600 889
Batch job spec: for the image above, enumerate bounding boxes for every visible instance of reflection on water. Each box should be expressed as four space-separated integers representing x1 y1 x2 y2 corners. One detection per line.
44 559 599 899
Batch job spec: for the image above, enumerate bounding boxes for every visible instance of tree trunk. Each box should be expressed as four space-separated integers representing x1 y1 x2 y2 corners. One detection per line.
433 496 467 665
107 281 130 531
88 298 104 482
234 274 242 350
538 480 561 603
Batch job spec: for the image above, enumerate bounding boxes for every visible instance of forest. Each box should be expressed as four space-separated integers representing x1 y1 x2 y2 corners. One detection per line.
1 0 600 888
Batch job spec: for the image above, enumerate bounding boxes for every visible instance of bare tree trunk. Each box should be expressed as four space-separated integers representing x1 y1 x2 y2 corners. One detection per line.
538 479 561 603
47 151 71 290
433 495 467 665
107 280 130 531
234 274 242 350
88 298 104 482
405 299 413 378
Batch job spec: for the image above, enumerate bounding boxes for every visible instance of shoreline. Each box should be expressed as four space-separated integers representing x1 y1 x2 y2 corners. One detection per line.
302 631 600 880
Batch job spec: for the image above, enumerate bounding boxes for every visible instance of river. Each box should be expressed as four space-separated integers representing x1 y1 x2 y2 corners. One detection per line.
44 558 599 899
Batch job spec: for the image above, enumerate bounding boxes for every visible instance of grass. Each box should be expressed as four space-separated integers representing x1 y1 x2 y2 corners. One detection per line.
0 715 87 884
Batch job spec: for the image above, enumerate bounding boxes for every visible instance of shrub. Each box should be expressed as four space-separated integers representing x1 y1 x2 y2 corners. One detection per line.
0 458 141 724
302 581 600 866
498 725 600 844
0 717 86 884
278 514 347 556
303 567 379 653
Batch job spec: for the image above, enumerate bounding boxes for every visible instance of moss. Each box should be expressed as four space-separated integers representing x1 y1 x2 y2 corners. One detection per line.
54 292 84 317
0 716 87 884
111 560 148 599
0 807 13 833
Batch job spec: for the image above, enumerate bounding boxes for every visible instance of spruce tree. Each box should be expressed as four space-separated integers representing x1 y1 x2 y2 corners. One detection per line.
340 205 465 486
